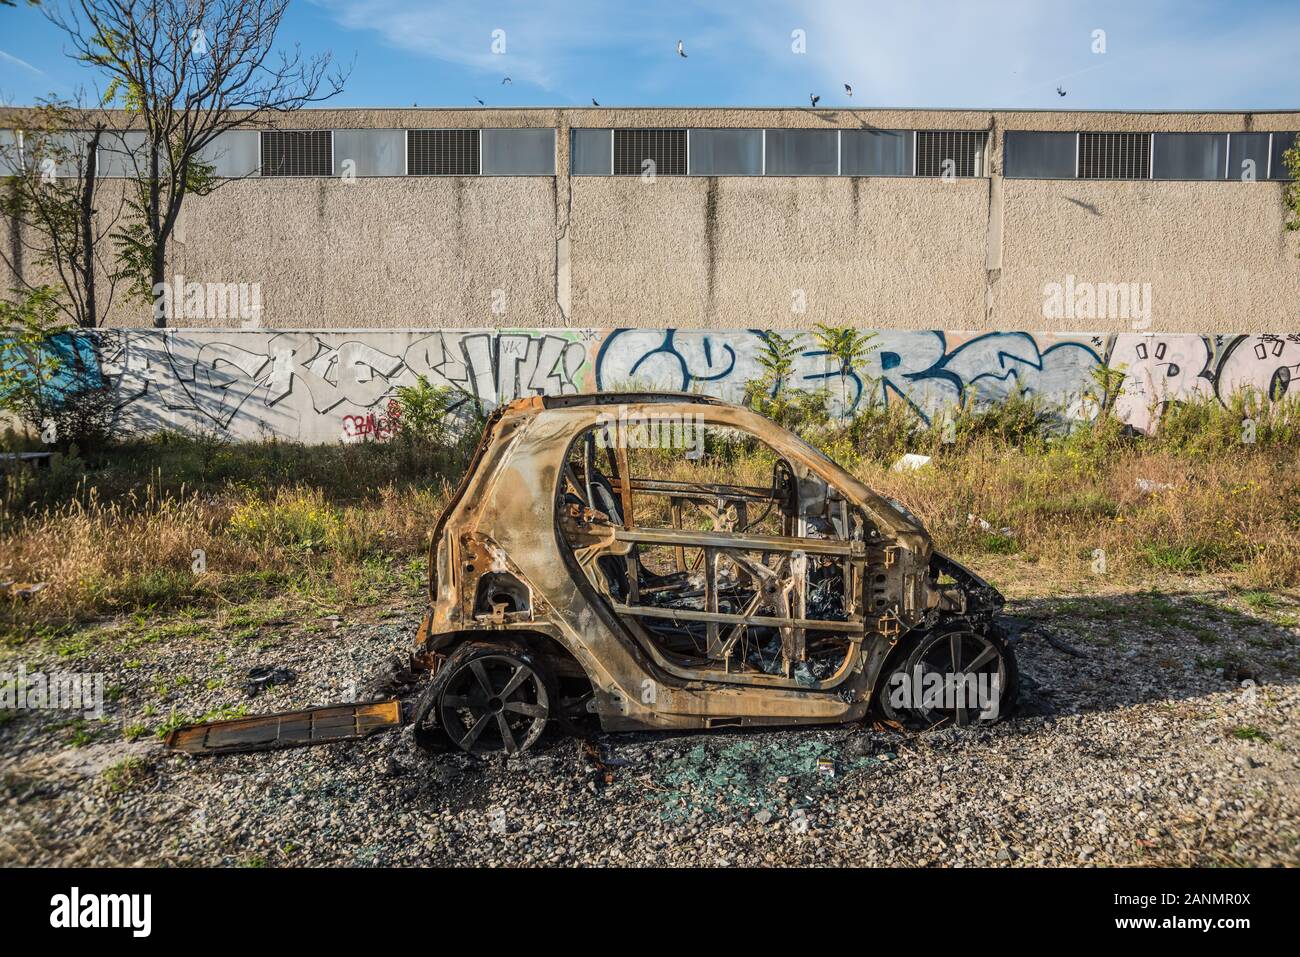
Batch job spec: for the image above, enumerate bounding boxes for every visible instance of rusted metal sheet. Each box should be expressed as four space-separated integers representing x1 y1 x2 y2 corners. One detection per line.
164 700 402 755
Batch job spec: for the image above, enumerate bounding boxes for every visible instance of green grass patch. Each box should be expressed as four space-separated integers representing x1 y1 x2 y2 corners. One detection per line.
980 533 1019 555
1240 590 1280 611
1231 725 1271 743
1140 543 1229 574
101 756 150 794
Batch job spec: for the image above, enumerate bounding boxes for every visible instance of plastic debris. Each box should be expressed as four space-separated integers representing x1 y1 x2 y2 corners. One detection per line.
1135 478 1175 494
967 514 1014 537
244 665 297 698
891 453 933 472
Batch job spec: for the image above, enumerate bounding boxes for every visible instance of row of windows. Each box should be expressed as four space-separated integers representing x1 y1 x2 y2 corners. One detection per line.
0 126 989 179
0 129 154 177
0 128 558 178
256 129 561 177
1006 130 1298 181
3 126 1295 181
259 129 561 176
572 128 988 177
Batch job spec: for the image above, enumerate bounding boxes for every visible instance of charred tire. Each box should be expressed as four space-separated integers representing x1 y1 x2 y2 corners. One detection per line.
876 625 1018 731
412 640 556 755
874 638 918 727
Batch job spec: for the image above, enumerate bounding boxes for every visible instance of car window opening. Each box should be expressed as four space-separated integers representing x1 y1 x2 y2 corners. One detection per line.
558 421 870 684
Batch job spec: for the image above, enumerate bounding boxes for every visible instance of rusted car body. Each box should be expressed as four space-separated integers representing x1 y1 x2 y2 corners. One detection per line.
412 392 1016 754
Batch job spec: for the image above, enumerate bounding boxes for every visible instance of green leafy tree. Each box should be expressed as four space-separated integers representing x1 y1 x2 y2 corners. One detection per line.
1284 133 1300 257
0 286 71 437
743 332 830 432
391 377 484 447
1086 358 1128 418
392 378 457 446
811 324 878 412
753 331 802 395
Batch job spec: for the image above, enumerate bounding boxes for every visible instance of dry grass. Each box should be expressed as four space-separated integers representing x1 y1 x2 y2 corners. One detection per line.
3 399 1298 634
860 441 1299 589
1 480 451 630
635 438 1298 591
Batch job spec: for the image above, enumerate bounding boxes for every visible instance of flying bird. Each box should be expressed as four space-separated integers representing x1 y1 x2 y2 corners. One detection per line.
592 97 600 106
1056 86 1067 97
502 76 512 84
474 96 485 105
844 83 853 97
677 40 687 58
810 93 820 107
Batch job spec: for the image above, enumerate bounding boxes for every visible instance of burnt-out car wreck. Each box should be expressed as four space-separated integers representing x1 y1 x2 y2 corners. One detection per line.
408 392 1018 754
166 392 1017 757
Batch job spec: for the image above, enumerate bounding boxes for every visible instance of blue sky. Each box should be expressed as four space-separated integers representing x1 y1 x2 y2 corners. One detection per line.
2 0 1298 111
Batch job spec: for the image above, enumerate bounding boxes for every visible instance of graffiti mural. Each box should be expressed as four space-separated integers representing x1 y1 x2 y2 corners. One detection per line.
11 328 1298 443
74 329 591 443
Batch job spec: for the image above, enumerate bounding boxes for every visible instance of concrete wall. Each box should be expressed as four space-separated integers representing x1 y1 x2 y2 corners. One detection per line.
997 180 1298 328
42 327 1300 443
569 177 990 325
2 107 1297 332
173 177 563 328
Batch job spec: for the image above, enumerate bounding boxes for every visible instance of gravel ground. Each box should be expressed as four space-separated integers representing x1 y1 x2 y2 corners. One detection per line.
2 580 1297 867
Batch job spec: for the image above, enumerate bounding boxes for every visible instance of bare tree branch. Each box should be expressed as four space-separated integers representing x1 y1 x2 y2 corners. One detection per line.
43 0 349 326
0 97 130 328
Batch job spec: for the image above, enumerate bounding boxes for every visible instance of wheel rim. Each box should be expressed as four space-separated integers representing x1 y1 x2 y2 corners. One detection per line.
439 654 550 754
909 631 1007 728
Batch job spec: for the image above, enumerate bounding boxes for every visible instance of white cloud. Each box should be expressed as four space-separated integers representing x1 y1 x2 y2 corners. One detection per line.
797 0 1300 109
0 49 45 77
311 0 1300 108
310 0 664 92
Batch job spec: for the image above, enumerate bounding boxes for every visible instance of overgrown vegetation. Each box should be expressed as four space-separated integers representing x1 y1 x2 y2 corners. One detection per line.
1 428 452 629
391 377 485 449
0 286 117 450
1284 132 1300 256
2 384 1299 635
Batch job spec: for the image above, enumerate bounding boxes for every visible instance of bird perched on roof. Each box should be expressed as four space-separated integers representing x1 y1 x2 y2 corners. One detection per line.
810 93 820 107
844 83 853 97
677 40 687 58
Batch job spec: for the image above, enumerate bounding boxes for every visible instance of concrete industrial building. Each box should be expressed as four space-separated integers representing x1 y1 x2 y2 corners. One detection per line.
1 106 1297 446
2 106 1297 333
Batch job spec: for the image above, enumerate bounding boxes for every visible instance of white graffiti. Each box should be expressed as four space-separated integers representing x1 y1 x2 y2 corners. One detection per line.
1110 334 1216 433
34 328 1300 444
1216 335 1300 407
81 329 588 442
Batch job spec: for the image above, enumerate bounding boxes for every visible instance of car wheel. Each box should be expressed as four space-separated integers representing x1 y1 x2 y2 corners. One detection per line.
877 626 1018 730
875 639 917 727
902 626 1018 729
413 641 555 755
